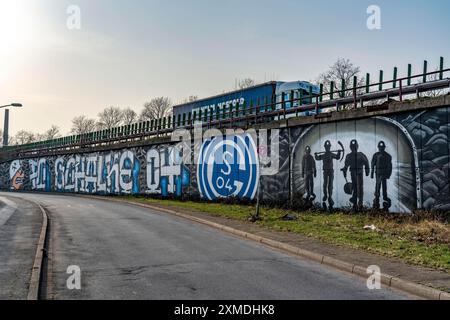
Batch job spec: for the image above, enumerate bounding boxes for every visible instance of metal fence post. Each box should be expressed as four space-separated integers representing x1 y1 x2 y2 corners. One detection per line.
379 70 383 91
315 96 319 115
319 84 323 102
423 60 428 83
393 67 398 88
366 73 370 94
330 81 334 100
407 64 412 86
399 79 403 102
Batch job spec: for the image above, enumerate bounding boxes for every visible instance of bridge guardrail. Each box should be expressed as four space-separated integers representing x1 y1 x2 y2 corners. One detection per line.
1 58 449 158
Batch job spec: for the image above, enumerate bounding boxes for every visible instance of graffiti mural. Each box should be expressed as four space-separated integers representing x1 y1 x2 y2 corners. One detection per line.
0 146 191 197
30 158 52 191
1 105 450 213
398 107 450 211
54 151 140 194
197 134 259 200
146 146 190 197
9 160 24 191
291 117 418 213
260 129 290 204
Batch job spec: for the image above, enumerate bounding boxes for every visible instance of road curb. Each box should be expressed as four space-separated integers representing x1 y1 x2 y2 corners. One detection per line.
27 202 48 301
83 195 449 300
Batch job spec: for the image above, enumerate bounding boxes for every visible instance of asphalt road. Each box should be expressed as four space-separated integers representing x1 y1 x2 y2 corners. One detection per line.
0 192 408 300
0 195 42 299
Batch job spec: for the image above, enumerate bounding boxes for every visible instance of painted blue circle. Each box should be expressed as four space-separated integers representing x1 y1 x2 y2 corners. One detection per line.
197 134 259 200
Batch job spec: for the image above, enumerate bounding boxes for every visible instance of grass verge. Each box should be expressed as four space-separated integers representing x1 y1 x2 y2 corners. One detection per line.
121 196 450 271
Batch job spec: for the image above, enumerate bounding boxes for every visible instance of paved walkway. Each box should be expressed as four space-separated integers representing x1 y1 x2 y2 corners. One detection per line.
0 196 42 299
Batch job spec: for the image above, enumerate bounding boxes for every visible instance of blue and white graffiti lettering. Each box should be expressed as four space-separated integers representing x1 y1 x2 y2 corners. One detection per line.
54 151 140 194
146 147 190 196
30 158 52 191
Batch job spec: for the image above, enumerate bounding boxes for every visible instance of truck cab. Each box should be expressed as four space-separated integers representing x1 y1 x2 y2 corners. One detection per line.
275 81 321 116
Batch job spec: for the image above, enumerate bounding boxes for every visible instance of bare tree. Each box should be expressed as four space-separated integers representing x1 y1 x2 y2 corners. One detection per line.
236 78 257 90
12 130 36 145
317 58 365 97
71 116 97 135
31 126 60 143
421 68 449 98
122 108 138 125
140 97 172 121
97 106 123 130
44 125 61 140
34 133 46 142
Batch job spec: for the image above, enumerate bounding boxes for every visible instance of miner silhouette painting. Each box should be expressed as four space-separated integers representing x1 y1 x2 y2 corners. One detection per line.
302 146 317 201
371 141 393 210
314 140 343 210
341 140 370 211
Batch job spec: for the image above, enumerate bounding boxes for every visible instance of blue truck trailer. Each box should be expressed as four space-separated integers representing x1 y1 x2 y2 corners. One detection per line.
173 80 320 122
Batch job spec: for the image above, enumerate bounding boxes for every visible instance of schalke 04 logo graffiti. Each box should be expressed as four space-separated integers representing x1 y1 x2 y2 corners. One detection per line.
197 134 260 200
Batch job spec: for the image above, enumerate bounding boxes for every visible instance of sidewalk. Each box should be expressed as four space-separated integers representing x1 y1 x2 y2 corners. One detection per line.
101 197 450 298
0 195 42 299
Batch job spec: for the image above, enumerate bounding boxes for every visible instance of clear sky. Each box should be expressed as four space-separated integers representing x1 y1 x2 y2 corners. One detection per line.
1 0 449 135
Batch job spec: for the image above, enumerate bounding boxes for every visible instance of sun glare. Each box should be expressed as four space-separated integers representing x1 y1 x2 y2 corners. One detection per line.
0 0 35 57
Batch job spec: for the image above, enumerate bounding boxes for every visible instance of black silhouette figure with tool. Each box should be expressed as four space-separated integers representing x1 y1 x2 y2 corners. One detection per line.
371 141 393 210
315 140 344 211
302 146 317 201
341 140 370 211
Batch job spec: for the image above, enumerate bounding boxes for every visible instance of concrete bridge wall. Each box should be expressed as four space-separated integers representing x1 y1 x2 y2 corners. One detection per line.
1 98 449 213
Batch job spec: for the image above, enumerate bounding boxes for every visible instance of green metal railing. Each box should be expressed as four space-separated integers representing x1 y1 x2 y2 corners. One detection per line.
2 57 449 155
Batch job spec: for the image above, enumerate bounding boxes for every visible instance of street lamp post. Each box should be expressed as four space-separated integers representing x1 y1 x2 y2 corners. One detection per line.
1 103 23 147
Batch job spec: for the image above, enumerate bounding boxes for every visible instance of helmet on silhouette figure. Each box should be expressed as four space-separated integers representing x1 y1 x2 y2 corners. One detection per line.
378 141 386 151
324 140 332 151
350 140 359 152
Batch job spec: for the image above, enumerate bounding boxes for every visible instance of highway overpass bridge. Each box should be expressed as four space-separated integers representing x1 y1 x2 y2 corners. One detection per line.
1 66 450 214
